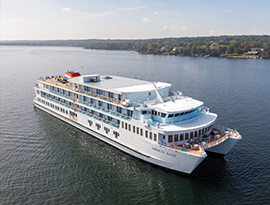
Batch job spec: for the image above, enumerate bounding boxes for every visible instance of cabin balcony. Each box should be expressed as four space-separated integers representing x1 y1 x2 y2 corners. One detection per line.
38 77 124 106
38 85 132 121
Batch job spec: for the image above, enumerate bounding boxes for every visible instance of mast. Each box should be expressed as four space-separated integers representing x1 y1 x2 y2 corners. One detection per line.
153 82 164 103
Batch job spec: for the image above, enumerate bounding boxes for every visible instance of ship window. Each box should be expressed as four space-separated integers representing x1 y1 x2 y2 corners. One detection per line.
145 130 148 138
163 135 165 140
180 134 184 141
168 135 173 143
88 120 93 126
168 114 174 118
150 132 152 140
125 123 127 130
107 103 112 110
199 130 201 136
96 123 101 130
155 111 157 115
109 92 114 98
36 90 40 94
113 131 119 138
195 131 198 137
142 110 147 114
161 113 166 118
104 127 110 134
185 133 189 140
140 129 143 136
154 134 157 141
190 132 194 139
174 134 178 142
202 129 205 135
174 113 179 117
180 113 184 116
122 122 124 128
117 107 122 113
137 127 139 135
127 110 133 117
133 126 135 133
128 124 131 131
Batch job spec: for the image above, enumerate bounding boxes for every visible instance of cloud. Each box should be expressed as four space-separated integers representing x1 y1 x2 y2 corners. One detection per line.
209 29 218 35
62 8 71 12
61 6 146 20
153 11 158 15
180 26 188 31
195 24 200 27
163 25 177 31
143 17 152 23
119 6 147 12
250 27 261 33
224 9 231 12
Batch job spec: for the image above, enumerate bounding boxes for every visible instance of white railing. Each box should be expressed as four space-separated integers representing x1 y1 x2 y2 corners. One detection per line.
159 141 205 155
202 134 229 148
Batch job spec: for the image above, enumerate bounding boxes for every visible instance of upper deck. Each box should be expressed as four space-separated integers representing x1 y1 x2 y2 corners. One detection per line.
69 74 172 102
37 72 216 127
70 75 170 92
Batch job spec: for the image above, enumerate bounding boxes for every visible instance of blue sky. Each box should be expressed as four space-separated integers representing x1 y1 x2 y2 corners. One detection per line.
1 0 270 40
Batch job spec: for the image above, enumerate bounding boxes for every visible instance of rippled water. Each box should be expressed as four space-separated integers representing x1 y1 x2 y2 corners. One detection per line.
1 46 270 204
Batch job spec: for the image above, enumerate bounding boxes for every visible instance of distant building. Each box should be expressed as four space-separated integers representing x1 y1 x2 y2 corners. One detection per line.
246 48 263 55
160 46 169 52
172 47 178 52
211 42 219 46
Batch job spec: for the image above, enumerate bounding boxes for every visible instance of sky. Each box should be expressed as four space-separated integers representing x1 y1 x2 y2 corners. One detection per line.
1 0 270 40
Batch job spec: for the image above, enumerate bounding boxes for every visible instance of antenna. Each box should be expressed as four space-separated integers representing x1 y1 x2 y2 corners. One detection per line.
153 83 164 103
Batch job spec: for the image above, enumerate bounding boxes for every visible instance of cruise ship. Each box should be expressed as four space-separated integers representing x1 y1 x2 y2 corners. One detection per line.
33 71 242 174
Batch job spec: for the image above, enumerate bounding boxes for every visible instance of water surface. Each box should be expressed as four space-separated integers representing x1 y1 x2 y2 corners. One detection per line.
0 46 270 204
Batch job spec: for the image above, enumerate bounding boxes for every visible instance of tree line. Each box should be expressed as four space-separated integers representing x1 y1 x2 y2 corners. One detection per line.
1 35 270 58
84 35 270 59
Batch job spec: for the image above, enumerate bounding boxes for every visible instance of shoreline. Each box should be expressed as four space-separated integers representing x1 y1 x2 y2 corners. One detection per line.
137 51 263 59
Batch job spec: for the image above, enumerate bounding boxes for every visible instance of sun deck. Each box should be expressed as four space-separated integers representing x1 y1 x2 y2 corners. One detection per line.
160 126 240 155
70 75 171 94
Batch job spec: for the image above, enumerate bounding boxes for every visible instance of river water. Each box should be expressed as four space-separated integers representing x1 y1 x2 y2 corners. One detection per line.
0 46 270 204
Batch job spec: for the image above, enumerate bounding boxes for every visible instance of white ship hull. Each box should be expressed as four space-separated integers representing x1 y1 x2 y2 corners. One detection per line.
33 71 241 174
34 100 206 174
204 135 242 155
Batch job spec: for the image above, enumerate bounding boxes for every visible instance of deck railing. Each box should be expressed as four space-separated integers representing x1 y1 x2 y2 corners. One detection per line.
159 141 205 155
38 77 123 106
40 93 120 128
37 83 132 120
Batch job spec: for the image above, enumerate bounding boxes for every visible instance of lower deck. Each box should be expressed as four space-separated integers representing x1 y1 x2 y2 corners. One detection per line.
162 127 240 155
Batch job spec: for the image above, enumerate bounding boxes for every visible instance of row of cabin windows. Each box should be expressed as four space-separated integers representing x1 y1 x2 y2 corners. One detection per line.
121 122 157 141
37 97 69 116
151 109 199 118
88 120 119 138
45 83 122 101
165 126 212 143
42 86 133 117
38 96 121 138
40 91 120 125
